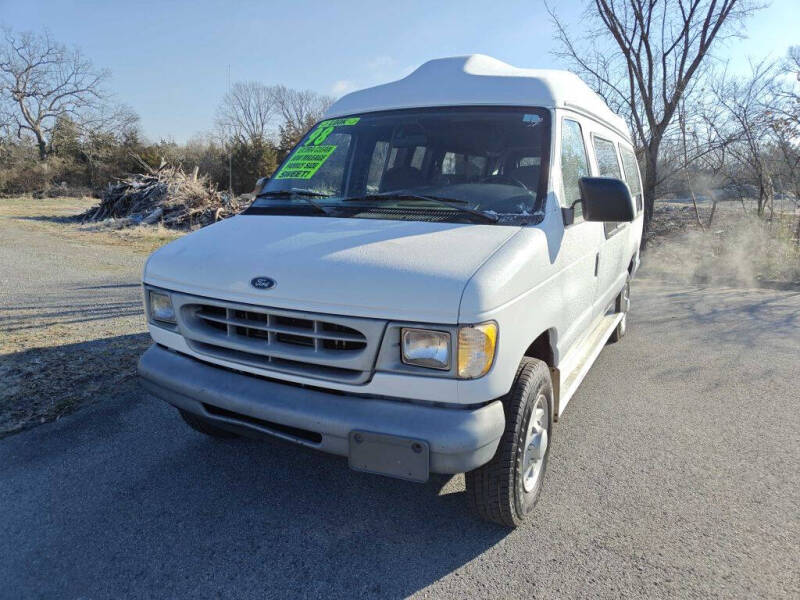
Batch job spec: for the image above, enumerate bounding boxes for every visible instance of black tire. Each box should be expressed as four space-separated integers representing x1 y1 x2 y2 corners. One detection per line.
608 276 630 343
179 409 239 439
465 358 553 527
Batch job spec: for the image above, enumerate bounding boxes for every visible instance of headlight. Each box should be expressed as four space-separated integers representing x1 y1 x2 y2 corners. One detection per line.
458 321 497 379
148 290 176 324
401 328 450 370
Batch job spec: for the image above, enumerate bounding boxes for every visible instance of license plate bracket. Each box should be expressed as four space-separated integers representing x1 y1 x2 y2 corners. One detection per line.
348 430 430 483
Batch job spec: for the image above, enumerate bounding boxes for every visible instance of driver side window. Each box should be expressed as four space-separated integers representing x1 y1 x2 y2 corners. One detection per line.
561 119 589 222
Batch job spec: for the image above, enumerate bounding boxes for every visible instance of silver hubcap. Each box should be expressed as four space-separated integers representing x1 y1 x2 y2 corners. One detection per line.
522 394 549 493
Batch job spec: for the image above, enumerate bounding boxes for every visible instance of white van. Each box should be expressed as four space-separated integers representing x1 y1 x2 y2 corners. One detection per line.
139 55 644 527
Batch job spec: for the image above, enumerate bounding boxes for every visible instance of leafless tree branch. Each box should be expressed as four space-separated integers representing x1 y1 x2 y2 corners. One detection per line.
547 0 763 237
0 27 111 160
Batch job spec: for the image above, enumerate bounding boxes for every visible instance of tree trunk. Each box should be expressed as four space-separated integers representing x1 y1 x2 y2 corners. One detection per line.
641 142 660 250
794 213 800 248
706 188 717 227
765 172 775 222
36 137 47 161
686 174 705 230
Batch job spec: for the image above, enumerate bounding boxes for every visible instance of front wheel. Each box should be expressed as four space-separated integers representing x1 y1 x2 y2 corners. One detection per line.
465 358 552 527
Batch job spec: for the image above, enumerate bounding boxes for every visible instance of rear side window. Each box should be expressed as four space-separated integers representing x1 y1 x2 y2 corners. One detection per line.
560 119 589 221
619 146 641 194
619 145 643 212
593 137 622 179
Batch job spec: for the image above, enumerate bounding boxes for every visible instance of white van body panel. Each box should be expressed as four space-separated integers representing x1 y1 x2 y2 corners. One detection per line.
142 55 644 411
144 214 520 323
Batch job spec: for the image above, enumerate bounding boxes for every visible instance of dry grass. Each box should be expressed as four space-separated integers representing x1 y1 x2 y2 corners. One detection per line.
0 195 183 253
0 194 94 217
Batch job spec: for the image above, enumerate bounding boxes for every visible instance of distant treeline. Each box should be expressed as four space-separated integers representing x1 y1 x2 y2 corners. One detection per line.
0 27 332 196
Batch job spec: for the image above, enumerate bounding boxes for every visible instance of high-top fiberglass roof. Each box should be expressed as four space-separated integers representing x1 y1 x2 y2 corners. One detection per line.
324 54 628 135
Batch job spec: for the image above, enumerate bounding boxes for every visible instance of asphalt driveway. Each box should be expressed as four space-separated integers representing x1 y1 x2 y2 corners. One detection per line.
1 220 799 598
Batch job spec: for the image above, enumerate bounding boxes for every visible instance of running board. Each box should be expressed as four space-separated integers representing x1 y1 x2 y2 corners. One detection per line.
555 312 623 419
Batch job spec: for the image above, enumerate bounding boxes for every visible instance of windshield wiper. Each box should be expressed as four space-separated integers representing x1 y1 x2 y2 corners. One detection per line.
256 188 334 216
258 188 332 198
344 192 499 223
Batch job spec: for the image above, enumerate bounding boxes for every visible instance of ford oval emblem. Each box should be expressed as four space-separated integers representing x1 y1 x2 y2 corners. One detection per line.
251 277 276 290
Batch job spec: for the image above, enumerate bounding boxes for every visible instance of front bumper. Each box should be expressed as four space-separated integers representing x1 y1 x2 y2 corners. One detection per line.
138 345 505 479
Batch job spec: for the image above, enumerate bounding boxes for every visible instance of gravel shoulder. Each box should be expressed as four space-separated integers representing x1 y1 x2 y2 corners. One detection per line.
0 197 180 435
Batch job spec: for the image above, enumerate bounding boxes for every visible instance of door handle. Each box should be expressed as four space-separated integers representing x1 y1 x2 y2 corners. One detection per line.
594 253 600 277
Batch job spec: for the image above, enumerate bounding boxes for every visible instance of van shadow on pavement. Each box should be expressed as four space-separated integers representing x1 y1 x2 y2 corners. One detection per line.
0 333 152 437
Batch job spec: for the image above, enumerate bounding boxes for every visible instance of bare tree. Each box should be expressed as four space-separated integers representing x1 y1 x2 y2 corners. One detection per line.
213 83 332 191
772 47 800 199
0 101 12 138
676 98 706 229
710 60 780 217
215 81 279 146
79 104 142 186
656 83 738 226
691 96 737 225
272 85 333 156
548 0 760 237
0 28 109 160
773 46 800 244
215 83 332 149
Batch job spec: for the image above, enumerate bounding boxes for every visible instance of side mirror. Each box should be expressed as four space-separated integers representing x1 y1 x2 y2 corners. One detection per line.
252 176 269 196
578 177 635 222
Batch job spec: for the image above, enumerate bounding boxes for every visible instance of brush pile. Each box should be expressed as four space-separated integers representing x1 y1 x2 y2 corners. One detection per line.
82 158 244 229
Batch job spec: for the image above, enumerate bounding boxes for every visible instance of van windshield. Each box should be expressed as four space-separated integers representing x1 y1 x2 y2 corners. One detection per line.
250 107 551 225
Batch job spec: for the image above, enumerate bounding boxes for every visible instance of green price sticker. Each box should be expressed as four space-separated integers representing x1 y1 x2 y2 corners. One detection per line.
319 117 360 127
304 117 361 146
274 145 337 179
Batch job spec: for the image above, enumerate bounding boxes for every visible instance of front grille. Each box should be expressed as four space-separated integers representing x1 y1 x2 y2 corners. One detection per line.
171 294 384 384
194 306 367 352
190 341 366 382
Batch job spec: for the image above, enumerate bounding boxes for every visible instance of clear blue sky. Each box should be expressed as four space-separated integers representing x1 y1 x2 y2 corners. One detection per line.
2 0 795 142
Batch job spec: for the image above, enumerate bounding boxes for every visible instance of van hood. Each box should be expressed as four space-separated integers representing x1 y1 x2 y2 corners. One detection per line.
144 215 520 322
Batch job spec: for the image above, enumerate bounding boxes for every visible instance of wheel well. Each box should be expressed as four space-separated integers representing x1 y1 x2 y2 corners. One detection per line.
523 329 559 423
524 330 555 367
628 250 639 274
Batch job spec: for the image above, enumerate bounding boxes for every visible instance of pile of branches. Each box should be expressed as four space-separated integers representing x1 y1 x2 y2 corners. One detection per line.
82 157 244 229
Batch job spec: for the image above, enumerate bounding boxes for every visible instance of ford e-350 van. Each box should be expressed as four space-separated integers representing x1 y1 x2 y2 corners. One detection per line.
138 55 643 527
